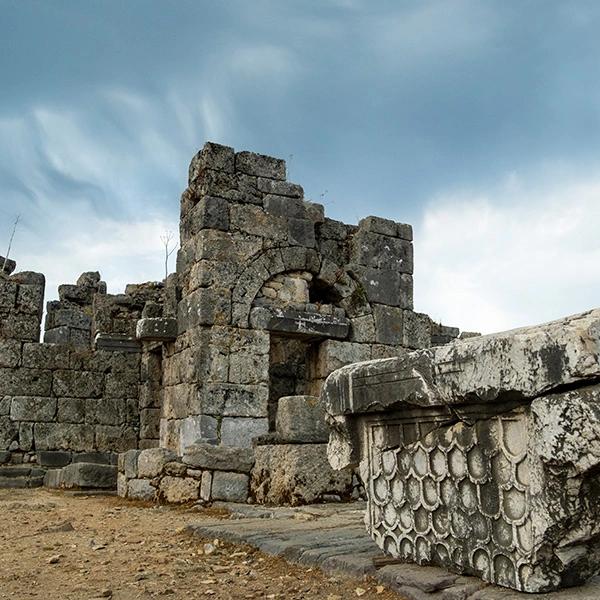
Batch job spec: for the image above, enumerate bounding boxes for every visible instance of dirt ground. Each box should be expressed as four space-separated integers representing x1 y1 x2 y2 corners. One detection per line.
0 488 403 600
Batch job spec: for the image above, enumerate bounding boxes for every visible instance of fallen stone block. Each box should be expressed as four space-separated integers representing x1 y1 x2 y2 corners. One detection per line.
323 308 600 592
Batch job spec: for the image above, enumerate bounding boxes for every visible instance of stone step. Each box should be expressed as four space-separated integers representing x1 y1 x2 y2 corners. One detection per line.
0 466 46 478
0 476 45 489
45 462 117 490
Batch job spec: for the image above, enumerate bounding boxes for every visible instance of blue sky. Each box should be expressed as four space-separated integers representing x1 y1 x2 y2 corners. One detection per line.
1 0 600 333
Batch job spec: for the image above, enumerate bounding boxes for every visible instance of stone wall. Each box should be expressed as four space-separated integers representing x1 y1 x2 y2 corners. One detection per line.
0 265 161 466
160 142 460 459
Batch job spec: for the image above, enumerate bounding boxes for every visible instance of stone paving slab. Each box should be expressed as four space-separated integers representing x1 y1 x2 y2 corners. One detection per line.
187 501 600 600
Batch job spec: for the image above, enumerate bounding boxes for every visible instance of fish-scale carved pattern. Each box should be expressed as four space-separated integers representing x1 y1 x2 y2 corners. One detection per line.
366 412 531 591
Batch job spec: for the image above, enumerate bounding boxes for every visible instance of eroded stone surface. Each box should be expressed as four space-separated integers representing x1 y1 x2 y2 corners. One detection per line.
323 309 600 592
251 444 353 505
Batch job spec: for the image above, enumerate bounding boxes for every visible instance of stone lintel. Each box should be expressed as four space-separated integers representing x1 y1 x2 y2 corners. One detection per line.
250 306 349 340
94 333 141 353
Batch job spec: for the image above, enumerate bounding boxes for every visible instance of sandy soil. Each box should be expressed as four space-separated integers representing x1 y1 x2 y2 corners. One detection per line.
0 488 402 600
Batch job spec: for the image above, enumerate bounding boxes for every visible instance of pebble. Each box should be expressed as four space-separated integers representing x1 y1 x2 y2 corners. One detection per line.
47 555 61 564
203 543 216 555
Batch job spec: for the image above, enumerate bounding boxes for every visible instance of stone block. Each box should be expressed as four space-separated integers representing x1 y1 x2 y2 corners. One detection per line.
191 168 240 202
351 267 413 309
137 447 178 479
34 422 94 452
183 443 255 473
189 142 235 183
18 422 33 450
0 255 16 275
21 343 69 369
288 218 316 247
315 340 371 380
323 307 600 592
119 449 141 479
58 284 94 305
358 215 398 237
73 451 116 465
104 373 139 400
221 417 268 448
44 469 63 488
373 304 404 345
177 287 231 331
180 195 230 240
0 368 52 396
45 305 91 330
57 398 86 423
10 396 56 421
211 471 249 502
117 472 127 497
127 478 156 501
0 396 9 416
159 476 199 503
430 322 460 346
136 317 178 342
275 395 329 443
53 370 104 398
228 349 270 385
200 471 212 501
76 271 102 287
0 313 41 342
60 462 117 489
179 415 218 454
402 310 431 349
263 195 306 219
229 203 287 241
0 339 21 368
95 425 138 453
0 416 18 448
351 231 413 273
235 151 286 180
94 334 141 353
0 278 17 310
348 314 376 343
140 408 160 439
16 282 45 314
37 450 72 467
250 444 352 505
204 383 268 418
257 178 303 197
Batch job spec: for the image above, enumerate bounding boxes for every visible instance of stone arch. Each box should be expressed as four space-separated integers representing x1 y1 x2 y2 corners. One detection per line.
232 246 321 327
231 246 368 328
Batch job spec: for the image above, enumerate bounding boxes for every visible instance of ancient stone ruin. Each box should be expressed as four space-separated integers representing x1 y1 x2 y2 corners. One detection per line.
1 141 599 593
323 309 600 592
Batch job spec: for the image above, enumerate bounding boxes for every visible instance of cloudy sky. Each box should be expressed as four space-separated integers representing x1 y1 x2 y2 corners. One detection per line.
1 0 599 334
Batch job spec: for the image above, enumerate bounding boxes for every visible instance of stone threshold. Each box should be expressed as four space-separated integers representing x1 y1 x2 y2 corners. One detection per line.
187 501 600 600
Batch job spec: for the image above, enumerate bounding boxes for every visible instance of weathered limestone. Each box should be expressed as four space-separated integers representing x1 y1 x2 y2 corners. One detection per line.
323 309 600 592
275 395 329 443
251 444 353 505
